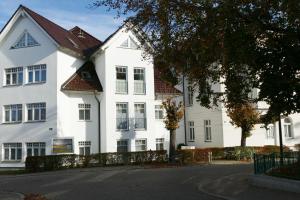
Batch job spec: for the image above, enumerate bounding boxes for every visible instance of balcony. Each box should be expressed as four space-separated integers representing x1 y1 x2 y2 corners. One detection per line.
134 81 145 94
116 80 128 94
116 118 147 130
134 118 147 130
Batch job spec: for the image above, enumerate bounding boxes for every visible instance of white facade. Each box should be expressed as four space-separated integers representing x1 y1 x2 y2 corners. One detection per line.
0 6 183 167
183 79 300 149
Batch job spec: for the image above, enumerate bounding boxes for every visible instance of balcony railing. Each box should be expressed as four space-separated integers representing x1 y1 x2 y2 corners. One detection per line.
116 117 129 130
116 80 128 94
134 81 145 94
134 117 147 129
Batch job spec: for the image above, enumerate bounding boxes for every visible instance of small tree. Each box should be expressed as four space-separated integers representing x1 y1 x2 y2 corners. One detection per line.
162 98 184 161
227 103 260 147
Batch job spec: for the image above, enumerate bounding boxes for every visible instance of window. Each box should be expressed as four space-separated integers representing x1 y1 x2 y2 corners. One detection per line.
11 31 39 49
26 142 46 157
27 103 46 122
116 67 128 93
284 118 293 138
134 68 145 94
135 139 147 151
134 103 146 129
116 103 128 130
156 138 164 150
4 104 22 123
27 64 46 84
188 121 195 141
204 120 212 142
187 86 193 106
5 67 23 86
117 140 128 152
79 141 91 155
266 124 275 139
155 105 163 120
3 143 22 161
119 37 138 49
78 104 91 121
53 138 73 153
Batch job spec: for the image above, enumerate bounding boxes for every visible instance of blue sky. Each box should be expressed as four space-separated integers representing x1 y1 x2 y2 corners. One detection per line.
0 0 125 40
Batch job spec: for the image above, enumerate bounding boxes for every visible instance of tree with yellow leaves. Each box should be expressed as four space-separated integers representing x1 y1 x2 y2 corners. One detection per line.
227 103 260 147
162 98 184 161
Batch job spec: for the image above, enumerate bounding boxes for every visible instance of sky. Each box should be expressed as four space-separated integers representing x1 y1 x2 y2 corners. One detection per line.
0 0 125 40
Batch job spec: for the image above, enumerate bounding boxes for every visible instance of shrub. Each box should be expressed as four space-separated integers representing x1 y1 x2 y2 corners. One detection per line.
176 149 210 164
295 144 300 151
26 151 168 172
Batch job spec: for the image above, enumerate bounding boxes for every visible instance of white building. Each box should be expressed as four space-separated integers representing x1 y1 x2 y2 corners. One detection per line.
1 5 298 168
183 79 300 149
0 5 183 167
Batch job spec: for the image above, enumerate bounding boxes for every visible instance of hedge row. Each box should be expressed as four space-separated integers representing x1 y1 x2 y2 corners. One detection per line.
26 150 168 172
194 145 291 161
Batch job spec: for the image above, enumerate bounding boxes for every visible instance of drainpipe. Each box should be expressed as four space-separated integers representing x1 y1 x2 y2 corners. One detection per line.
94 92 101 154
182 75 187 145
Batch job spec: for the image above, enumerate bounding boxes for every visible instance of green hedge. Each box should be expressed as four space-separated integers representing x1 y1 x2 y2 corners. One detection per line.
25 150 167 172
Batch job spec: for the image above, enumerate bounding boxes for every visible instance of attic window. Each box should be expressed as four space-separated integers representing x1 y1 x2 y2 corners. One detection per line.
11 31 40 49
81 71 92 80
119 37 138 49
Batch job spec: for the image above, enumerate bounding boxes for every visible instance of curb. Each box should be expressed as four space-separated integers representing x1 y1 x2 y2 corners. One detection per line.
248 174 300 194
0 191 24 200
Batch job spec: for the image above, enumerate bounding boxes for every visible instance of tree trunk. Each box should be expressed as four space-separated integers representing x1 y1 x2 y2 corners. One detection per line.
241 129 247 147
169 129 176 162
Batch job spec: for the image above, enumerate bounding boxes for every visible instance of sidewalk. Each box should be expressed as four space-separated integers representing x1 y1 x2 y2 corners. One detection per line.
0 191 24 200
198 173 300 200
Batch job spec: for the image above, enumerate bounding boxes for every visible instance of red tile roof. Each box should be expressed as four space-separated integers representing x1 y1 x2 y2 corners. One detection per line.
21 5 102 57
154 68 182 94
61 62 103 92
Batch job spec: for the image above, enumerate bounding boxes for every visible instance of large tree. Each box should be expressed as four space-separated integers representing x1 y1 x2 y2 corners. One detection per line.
93 0 300 127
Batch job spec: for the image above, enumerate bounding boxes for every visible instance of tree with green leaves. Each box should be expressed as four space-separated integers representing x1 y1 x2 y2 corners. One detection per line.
162 98 184 161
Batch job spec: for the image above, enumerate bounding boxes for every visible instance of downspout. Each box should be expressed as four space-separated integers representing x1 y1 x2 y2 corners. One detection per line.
94 92 101 154
182 75 187 145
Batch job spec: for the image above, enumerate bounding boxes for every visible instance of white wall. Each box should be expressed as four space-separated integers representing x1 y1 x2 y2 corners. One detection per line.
0 14 58 167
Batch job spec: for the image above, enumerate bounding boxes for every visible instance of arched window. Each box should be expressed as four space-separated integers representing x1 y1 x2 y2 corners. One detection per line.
266 124 274 139
283 118 293 138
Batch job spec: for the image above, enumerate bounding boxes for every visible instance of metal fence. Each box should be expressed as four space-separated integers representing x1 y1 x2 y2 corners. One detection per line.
254 151 300 174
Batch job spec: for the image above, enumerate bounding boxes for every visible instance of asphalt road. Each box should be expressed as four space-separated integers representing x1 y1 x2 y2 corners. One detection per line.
0 164 298 200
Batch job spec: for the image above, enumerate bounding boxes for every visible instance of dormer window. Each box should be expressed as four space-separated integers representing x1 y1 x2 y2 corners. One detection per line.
81 71 92 80
11 31 40 49
119 37 138 49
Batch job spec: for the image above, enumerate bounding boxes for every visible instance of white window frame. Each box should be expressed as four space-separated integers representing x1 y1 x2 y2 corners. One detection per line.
79 141 91 156
155 105 164 120
135 139 147 151
119 37 138 49
156 138 164 150
78 104 91 121
204 120 212 142
116 103 129 131
266 124 275 139
116 66 128 94
26 142 46 157
188 121 195 142
117 140 129 152
284 118 293 138
3 143 22 161
4 67 23 86
187 85 193 106
27 64 46 84
26 103 46 122
3 104 22 123
134 103 146 130
134 68 146 94
10 30 40 49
